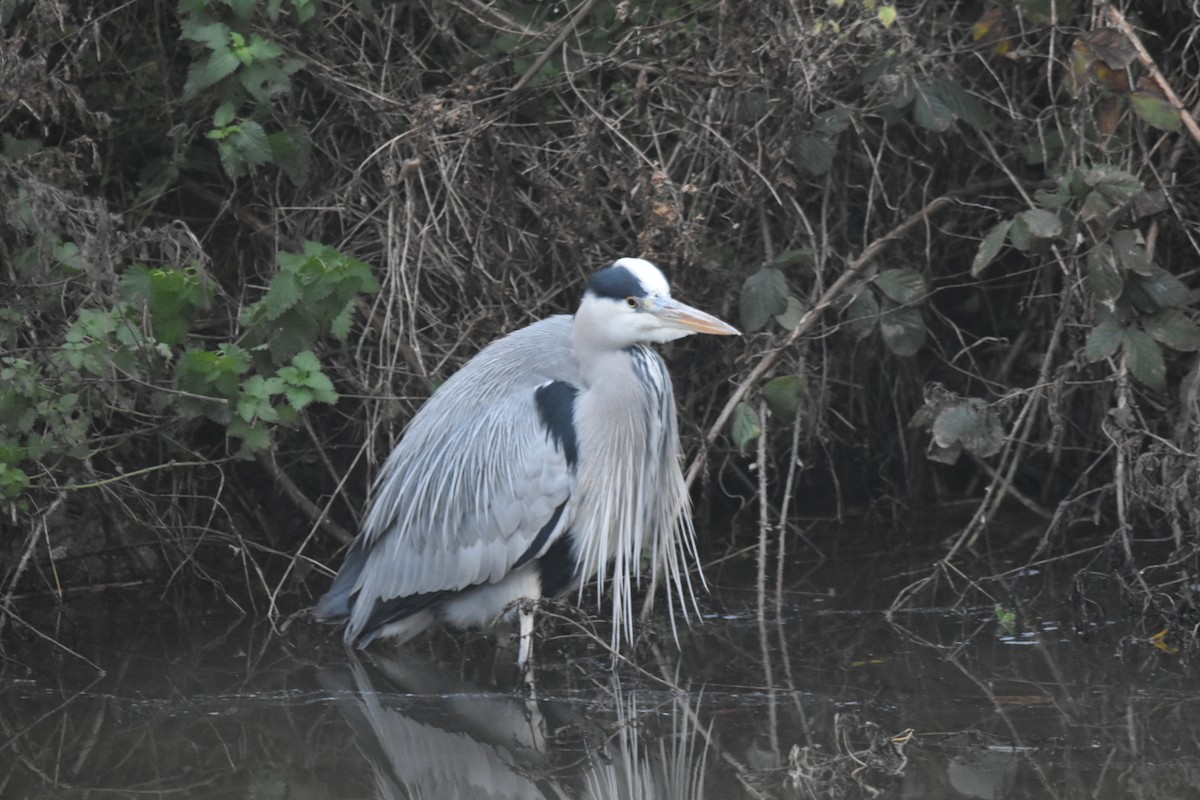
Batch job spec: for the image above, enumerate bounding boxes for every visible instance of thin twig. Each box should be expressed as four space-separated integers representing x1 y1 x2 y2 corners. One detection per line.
1105 5 1200 145
506 0 603 96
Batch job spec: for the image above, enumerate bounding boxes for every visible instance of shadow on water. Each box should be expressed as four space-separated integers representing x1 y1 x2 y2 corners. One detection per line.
2 523 1199 799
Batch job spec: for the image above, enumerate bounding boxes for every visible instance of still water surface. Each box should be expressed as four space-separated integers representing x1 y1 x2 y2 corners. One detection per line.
3 535 1197 798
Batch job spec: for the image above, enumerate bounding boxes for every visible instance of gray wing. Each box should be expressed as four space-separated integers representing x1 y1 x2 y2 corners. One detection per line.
344 316 580 634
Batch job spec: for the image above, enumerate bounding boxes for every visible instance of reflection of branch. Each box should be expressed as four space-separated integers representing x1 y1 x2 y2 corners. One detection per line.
1105 6 1200 145
685 178 1014 490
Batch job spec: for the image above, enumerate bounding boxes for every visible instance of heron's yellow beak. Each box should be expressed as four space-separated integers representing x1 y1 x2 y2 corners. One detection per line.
653 297 741 336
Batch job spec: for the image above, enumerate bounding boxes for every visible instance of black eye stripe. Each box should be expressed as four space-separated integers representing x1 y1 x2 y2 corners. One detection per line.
587 265 646 300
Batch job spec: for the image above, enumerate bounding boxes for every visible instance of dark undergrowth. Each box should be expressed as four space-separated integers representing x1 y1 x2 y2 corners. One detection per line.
2 0 1200 651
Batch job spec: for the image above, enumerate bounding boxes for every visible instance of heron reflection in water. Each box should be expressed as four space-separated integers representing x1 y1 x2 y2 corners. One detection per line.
315 258 739 659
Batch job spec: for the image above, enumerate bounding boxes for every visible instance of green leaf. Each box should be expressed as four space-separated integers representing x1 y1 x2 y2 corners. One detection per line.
1085 166 1143 205
877 5 896 27
1131 92 1182 133
1078 190 1115 224
774 295 810 331
1086 244 1123 303
290 349 321 373
789 134 835 176
1124 329 1166 391
1131 268 1189 310
843 288 879 340
181 19 231 49
1033 183 1071 208
739 267 789 332
231 120 271 166
763 375 805 421
1144 309 1200 352
1110 229 1154 276
932 77 991 129
912 81 954 132
331 298 356 341
931 398 1004 458
121 264 155 303
229 417 271 453
814 106 852 136
1008 216 1031 251
972 220 1011 278
879 305 926 356
53 241 81 271
1017 208 1062 239
212 102 236 129
184 48 240 99
226 0 257 21
1084 318 1123 362
731 401 761 453
769 248 815 269
873 268 927 305
263 273 302 319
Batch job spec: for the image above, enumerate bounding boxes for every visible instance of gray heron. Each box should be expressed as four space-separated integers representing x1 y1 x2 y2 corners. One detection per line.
315 258 739 657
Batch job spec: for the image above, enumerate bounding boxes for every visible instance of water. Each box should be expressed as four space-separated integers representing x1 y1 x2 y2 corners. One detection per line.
3 533 1197 799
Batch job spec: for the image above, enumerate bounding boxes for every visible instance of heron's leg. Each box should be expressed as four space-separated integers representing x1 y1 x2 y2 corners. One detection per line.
517 602 535 668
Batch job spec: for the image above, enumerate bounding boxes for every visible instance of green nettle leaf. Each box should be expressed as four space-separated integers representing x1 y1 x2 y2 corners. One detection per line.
763 375 805 421
229 417 271 454
912 81 955 132
1084 318 1123 362
263 273 302 319
1124 329 1166 391
879 305 926 356
181 19 232 50
1131 92 1182 133
1144 309 1200 352
212 102 237 128
731 401 762 453
290 349 322 373
873 268 927 305
972 220 1011 277
789 134 835 176
226 0 257 21
1086 244 1123 303
232 121 271 166
739 267 789 332
121 264 155 303
844 288 879 340
1018 208 1063 239
331 298 356 341
931 398 1004 458
184 48 240 99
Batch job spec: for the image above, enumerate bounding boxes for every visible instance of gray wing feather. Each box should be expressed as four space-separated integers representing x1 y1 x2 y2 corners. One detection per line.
346 316 579 636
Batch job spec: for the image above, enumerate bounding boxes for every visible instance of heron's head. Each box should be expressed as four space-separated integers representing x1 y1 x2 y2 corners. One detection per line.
576 258 740 349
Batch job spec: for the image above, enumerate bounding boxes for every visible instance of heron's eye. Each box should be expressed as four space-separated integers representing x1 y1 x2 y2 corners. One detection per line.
625 296 640 309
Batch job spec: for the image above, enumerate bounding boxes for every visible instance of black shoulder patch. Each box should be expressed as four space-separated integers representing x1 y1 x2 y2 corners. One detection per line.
538 533 577 598
586 264 645 301
534 381 579 467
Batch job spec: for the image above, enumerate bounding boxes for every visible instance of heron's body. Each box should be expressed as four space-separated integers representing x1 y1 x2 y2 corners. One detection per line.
315 259 738 650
